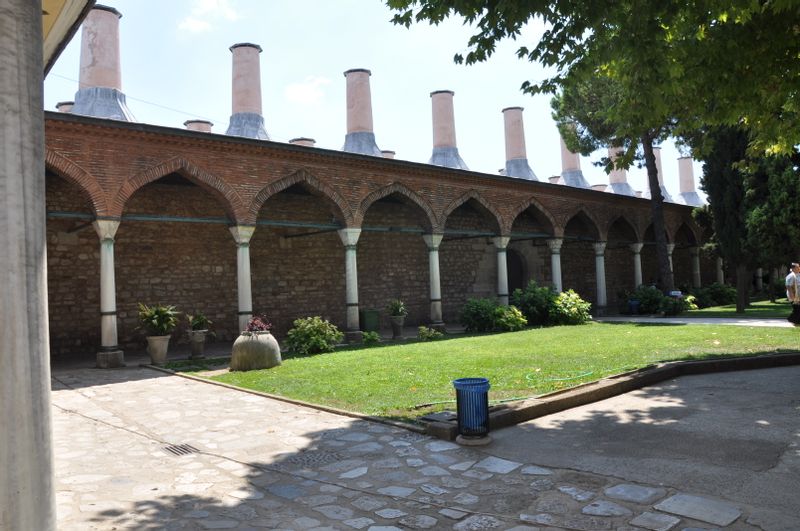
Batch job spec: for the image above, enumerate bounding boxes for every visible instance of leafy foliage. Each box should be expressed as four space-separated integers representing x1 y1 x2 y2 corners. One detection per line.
417 326 444 341
286 316 344 355
549 290 592 325
459 298 500 332
386 298 409 317
659 294 696 316
690 283 737 309
245 315 273 332
137 303 179 336
493 305 528 332
187 311 212 331
361 331 381 346
630 285 666 315
511 280 555 327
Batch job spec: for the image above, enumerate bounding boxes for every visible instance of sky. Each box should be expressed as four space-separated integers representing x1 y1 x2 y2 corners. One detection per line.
43 0 704 199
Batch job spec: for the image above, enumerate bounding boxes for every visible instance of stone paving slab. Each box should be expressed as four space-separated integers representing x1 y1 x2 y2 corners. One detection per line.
51 365 768 530
655 494 742 526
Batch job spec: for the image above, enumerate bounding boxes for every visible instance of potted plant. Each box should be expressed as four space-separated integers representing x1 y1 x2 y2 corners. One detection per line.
186 311 212 359
138 303 179 365
230 314 281 371
386 298 408 339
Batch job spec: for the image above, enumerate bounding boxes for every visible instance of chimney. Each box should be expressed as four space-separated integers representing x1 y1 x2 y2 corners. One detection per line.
678 156 704 206
635 191 643 198
226 43 269 140
429 90 468 169
56 101 74 113
645 146 673 202
71 5 135 121
289 137 316 147
184 120 213 133
607 147 636 196
501 107 537 180
558 128 590 188
342 68 382 156
381 150 396 159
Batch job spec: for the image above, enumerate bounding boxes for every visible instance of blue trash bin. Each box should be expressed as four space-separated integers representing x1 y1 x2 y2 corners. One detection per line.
453 377 491 437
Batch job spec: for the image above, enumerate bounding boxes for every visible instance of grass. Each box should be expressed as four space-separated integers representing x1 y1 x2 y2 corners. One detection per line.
685 298 791 319
172 322 800 422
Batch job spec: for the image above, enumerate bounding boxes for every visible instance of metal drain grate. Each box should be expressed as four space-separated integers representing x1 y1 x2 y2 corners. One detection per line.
288 450 342 467
163 443 199 456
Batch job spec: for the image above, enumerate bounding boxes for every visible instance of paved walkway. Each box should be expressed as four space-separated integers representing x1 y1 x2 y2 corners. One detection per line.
51 361 800 530
597 316 795 327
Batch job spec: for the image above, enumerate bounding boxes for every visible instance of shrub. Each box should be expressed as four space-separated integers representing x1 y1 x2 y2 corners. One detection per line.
286 316 344 355
361 330 380 346
659 295 691 316
137 303 179 336
630 285 665 314
549 290 592 325
187 311 212 331
459 298 500 332
511 281 556 326
691 282 737 308
417 326 443 341
386 298 408 317
493 305 528 331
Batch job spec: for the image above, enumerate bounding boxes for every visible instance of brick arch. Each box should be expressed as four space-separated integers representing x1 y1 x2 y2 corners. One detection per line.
562 206 604 241
508 196 558 237
248 169 352 226
356 182 437 232
606 214 641 243
45 148 107 216
112 157 244 220
441 189 503 234
672 220 700 246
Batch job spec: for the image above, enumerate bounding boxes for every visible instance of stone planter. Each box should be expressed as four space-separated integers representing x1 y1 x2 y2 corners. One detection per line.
230 331 281 371
187 329 208 359
389 315 405 339
146 335 171 365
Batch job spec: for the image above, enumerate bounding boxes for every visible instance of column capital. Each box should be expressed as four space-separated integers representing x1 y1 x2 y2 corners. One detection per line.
93 219 120 241
629 242 644 254
593 241 607 255
493 236 510 250
338 228 362 247
423 233 444 250
546 238 563 253
230 225 256 245
666 243 676 254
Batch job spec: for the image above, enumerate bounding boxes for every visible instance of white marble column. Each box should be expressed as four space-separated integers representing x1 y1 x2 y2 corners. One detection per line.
547 238 564 293
666 243 676 290
1 1 56 529
690 247 702 288
93 220 124 368
230 226 255 331
338 228 362 341
716 257 725 285
755 267 763 291
423 234 445 328
493 236 511 304
630 243 644 288
593 242 608 308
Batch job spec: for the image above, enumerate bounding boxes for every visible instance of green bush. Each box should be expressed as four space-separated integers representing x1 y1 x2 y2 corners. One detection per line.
361 331 380 346
690 282 737 308
417 326 443 341
459 298 500 332
493 305 528 331
511 281 556 326
659 295 691 316
549 290 592 325
630 285 665 314
137 303 179 336
286 316 344 355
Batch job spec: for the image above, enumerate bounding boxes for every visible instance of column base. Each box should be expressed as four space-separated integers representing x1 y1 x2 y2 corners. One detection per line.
96 349 125 369
592 306 607 318
429 322 446 333
345 330 363 344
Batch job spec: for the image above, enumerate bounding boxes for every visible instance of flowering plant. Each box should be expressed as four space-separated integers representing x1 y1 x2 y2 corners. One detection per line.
245 314 272 332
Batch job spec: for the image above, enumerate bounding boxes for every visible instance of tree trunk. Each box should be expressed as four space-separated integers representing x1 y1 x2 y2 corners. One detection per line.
735 263 749 313
641 133 674 293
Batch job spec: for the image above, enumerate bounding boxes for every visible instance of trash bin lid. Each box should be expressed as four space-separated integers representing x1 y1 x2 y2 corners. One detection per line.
453 377 490 391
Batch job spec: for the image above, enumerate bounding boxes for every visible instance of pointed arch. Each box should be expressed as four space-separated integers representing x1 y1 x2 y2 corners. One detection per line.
441 189 503 234
113 157 244 220
606 214 641 243
356 182 437 232
672 221 700 246
249 169 352 226
508 196 557 237
562 206 603 240
45 148 107 216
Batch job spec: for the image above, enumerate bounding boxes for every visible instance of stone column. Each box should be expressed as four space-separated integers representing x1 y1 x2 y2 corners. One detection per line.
230 226 255 331
666 243 676 289
338 229 362 341
755 267 763 291
690 247 702 288
493 236 511 305
630 243 644 288
716 257 725 285
547 238 564 293
93 220 124 368
593 242 608 309
423 234 445 329
1 1 56 529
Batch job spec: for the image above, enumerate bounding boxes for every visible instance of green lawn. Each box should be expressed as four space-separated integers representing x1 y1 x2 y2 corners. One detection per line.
685 298 791 319
177 322 799 422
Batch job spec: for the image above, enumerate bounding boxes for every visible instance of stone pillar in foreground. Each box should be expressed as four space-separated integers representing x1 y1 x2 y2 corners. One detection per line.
666 243 676 289
690 247 702 289
0 1 56 529
230 226 255 331
493 236 511 305
755 267 763 291
338 228 362 342
630 243 644 288
547 238 564 293
716 257 725 285
423 234 445 329
593 242 608 309
93 220 124 368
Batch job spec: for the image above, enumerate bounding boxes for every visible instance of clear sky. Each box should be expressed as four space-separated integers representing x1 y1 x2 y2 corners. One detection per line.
44 0 704 200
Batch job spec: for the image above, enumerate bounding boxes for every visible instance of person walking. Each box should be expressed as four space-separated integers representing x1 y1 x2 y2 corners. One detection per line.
785 263 800 323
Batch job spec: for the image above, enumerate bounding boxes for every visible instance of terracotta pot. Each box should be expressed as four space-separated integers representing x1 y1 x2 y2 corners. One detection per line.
146 335 171 365
230 331 281 371
187 329 208 359
389 315 405 339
